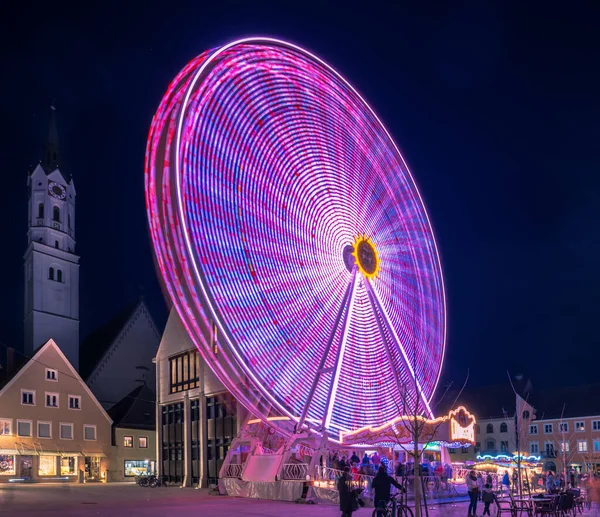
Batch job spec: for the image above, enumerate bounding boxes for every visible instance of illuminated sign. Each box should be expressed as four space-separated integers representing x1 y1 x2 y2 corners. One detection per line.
451 416 475 443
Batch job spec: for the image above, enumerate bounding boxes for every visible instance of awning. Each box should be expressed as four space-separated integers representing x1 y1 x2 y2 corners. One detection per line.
81 452 107 458
0 449 20 455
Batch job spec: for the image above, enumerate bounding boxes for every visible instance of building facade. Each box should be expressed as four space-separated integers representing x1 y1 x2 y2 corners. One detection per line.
0 339 112 482
155 309 245 487
24 106 79 369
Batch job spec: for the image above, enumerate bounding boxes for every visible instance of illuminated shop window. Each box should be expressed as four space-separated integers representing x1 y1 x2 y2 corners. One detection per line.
60 456 77 476
0 455 15 475
39 455 57 476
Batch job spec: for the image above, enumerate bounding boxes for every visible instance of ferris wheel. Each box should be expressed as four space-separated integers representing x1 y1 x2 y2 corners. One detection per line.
145 38 446 440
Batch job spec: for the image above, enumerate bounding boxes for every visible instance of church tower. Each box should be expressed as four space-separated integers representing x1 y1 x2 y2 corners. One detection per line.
24 105 80 369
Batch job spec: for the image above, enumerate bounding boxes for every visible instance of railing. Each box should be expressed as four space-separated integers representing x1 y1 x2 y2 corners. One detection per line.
222 464 244 478
281 463 309 480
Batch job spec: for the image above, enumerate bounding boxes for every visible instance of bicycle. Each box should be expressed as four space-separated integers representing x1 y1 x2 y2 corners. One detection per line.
137 475 150 487
372 492 414 517
149 475 169 487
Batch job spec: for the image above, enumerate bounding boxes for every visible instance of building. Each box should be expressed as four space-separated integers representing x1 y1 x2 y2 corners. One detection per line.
24 105 79 369
80 299 161 409
106 384 157 482
155 308 245 487
0 339 112 482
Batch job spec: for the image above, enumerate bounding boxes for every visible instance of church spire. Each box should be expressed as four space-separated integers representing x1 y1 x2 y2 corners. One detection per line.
42 103 65 177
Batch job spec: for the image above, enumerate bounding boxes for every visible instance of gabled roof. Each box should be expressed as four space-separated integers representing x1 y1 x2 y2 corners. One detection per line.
107 384 155 430
0 339 112 424
79 300 142 379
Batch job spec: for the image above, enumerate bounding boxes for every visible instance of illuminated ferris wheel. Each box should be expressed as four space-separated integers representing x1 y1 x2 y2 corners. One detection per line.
145 38 446 440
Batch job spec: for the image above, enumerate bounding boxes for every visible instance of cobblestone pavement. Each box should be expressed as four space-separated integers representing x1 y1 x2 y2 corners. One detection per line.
0 483 598 516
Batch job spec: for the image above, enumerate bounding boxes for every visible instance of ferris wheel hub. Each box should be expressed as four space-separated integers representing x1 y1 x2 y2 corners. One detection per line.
351 234 380 280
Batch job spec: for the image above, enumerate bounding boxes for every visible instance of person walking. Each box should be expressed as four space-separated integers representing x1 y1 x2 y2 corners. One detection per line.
338 466 355 517
467 470 480 517
372 465 404 516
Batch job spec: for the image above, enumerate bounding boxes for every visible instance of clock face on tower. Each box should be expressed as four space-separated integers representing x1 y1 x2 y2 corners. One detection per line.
48 181 67 200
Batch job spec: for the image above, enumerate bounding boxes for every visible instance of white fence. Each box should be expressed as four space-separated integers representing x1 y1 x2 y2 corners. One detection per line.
223 464 244 478
281 463 309 480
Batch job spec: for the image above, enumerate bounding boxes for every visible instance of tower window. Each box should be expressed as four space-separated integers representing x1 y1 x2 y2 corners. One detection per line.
49 267 54 281
68 214 71 229
55 240 59 249
57 270 63 283
53 206 60 222
38 203 44 219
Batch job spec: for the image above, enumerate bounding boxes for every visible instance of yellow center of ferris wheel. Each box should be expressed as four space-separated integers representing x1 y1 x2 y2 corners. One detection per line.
352 234 380 280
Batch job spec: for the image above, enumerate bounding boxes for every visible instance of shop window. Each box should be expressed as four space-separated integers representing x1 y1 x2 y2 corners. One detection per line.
544 423 554 434
38 421 52 439
500 422 508 433
17 420 32 437
0 419 11 436
139 436 148 448
21 390 35 405
169 350 201 393
486 424 494 433
124 436 133 448
45 368 58 381
68 395 81 410
0 455 16 475
124 460 150 477
39 455 57 476
60 423 73 440
60 456 77 475
45 392 59 408
84 425 97 441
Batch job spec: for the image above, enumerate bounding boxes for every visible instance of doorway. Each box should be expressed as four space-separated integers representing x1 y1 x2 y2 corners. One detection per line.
84 456 101 481
19 456 33 478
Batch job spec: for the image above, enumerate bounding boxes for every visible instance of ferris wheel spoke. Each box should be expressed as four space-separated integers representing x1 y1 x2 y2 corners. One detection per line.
297 268 357 429
364 280 434 418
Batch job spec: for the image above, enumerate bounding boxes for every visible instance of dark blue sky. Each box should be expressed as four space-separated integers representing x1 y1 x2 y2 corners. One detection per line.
1 1 598 388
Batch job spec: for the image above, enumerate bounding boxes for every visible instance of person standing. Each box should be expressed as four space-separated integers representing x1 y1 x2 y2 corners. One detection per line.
502 470 510 494
481 483 495 516
467 470 479 517
476 472 484 501
338 466 355 517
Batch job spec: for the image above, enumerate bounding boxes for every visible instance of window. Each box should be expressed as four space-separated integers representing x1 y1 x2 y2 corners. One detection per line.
45 368 58 381
559 422 569 433
530 442 539 454
60 456 77 475
57 270 63 282
486 440 495 450
529 424 538 435
593 421 600 431
53 206 60 222
21 389 35 405
500 422 508 433
45 392 59 408
461 447 469 454
545 442 555 456
501 441 509 452
39 455 56 476
561 441 570 452
124 460 150 477
544 423 554 434
523 410 530 420
576 421 585 432
17 420 32 437
594 440 600 452
0 419 12 436
578 440 588 452
60 423 73 440
84 425 97 441
123 435 133 448
68 395 81 410
55 240 59 249
474 424 480 434
476 442 481 452
169 350 201 393
139 436 148 448
486 423 494 434
49 267 55 280
38 203 44 219
68 213 71 229
37 421 52 439
0 455 15 475
448 448 456 454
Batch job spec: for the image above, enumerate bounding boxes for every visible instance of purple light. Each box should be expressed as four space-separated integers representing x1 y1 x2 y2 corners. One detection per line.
145 38 446 438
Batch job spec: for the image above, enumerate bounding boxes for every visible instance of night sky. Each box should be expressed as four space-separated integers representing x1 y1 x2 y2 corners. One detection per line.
1 1 598 389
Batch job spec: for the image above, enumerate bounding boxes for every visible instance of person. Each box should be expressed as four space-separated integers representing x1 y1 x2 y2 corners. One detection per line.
338 456 347 471
395 461 404 478
570 468 576 488
351 462 360 481
545 471 555 494
338 466 355 517
467 470 479 517
485 473 493 487
481 483 495 516
502 471 510 494
476 472 484 501
372 465 404 516
372 451 381 468
350 451 360 465
362 453 369 465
